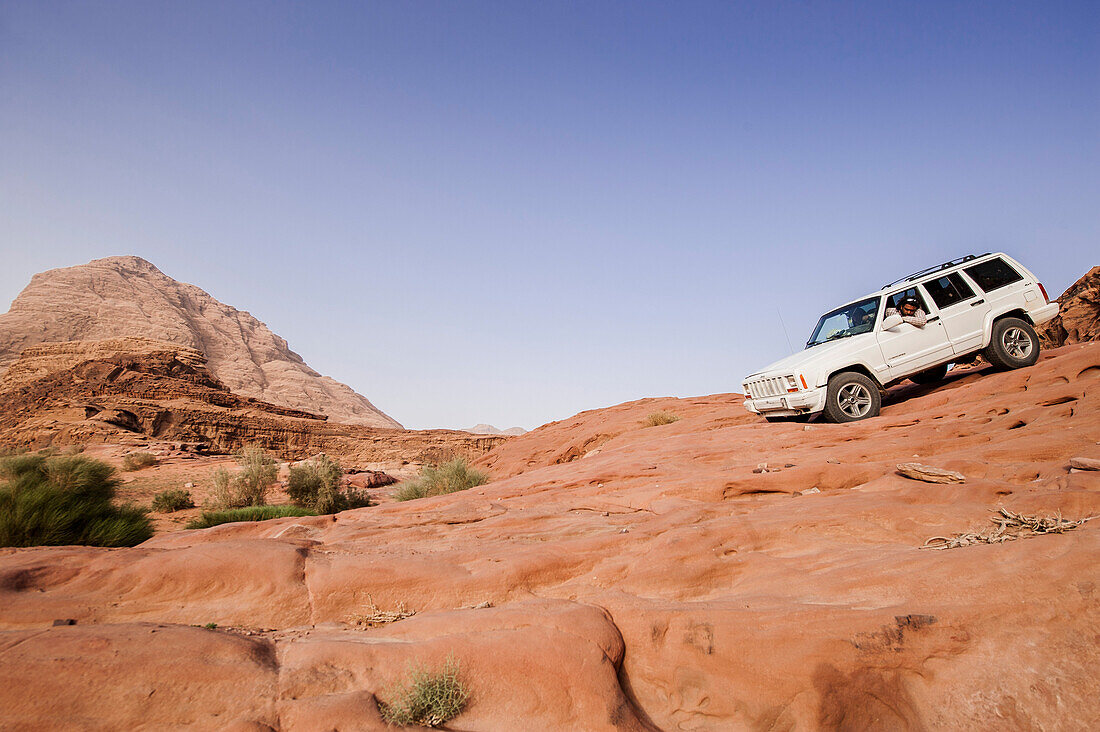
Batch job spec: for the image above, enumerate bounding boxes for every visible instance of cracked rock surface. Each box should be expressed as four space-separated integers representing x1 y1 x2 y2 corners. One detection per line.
2 344 1099 729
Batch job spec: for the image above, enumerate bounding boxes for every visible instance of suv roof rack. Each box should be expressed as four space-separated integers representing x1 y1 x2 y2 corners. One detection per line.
882 253 991 289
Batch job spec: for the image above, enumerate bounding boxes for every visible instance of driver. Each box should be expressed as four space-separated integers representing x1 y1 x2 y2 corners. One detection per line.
885 296 927 328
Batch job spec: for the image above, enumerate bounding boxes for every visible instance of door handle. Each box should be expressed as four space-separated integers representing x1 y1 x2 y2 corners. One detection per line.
927 316 940 323
971 299 985 306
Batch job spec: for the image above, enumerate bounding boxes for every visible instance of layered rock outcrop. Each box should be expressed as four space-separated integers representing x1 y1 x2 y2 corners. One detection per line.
1038 265 1100 347
2 342 1097 729
0 338 502 469
0 256 400 427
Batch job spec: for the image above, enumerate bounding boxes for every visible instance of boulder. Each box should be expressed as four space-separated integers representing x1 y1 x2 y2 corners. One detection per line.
896 463 966 484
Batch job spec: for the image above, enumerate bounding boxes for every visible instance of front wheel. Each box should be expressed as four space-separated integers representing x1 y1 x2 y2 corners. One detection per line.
983 317 1040 370
822 372 881 423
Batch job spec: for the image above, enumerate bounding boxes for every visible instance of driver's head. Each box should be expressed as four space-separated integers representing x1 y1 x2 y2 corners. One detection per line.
899 296 920 316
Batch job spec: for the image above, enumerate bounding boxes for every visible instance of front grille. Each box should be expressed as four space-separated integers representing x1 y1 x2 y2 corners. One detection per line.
747 376 785 398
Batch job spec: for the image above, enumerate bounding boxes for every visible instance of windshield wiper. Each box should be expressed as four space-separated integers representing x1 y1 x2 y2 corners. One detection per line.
808 331 857 347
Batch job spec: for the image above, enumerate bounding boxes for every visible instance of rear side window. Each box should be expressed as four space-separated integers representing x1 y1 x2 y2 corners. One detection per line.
923 273 975 309
964 258 1023 293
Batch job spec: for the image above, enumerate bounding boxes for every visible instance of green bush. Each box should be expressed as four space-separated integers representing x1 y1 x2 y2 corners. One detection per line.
379 657 469 728
185 505 316 530
393 459 488 502
641 410 680 427
207 445 279 509
152 488 194 513
0 454 153 547
122 452 158 471
286 454 372 513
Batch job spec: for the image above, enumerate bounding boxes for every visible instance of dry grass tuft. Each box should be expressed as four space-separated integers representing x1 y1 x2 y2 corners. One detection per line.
922 507 1093 550
378 656 468 728
152 488 194 513
122 452 157 471
642 410 680 427
393 458 488 502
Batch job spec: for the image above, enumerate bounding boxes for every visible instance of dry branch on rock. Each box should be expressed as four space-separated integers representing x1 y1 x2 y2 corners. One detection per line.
350 596 415 628
922 507 1093 550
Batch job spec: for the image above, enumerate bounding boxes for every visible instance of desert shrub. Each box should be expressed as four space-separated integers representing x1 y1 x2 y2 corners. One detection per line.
379 657 469 728
122 452 158 471
152 488 194 513
185 505 316 530
208 467 240 509
392 459 488 502
0 454 153 547
641 410 680 427
207 446 278 509
286 454 372 513
286 453 340 510
233 445 278 506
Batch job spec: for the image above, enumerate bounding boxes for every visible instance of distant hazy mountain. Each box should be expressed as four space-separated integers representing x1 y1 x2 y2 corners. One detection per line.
0 256 401 428
462 423 527 436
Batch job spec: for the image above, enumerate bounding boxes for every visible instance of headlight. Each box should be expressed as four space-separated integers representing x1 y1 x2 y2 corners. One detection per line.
785 375 799 392
743 384 753 398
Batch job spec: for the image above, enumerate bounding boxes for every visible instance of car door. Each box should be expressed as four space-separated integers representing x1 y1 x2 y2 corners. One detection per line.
920 271 988 354
876 287 953 381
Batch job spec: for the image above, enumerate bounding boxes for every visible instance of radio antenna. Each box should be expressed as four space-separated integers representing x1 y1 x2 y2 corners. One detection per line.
777 308 794 352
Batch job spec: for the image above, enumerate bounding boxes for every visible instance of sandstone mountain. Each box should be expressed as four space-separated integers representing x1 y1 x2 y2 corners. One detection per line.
1038 265 1100 347
3 341 1097 729
0 337 501 469
0 256 400 428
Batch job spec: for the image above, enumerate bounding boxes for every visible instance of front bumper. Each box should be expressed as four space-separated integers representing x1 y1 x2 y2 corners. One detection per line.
744 386 827 416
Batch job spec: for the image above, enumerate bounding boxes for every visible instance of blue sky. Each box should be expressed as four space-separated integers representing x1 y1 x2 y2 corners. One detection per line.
1 1 1097 429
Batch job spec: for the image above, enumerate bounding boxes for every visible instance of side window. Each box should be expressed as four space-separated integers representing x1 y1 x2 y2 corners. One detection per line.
923 273 975 309
948 272 974 299
963 258 1023 293
887 287 928 312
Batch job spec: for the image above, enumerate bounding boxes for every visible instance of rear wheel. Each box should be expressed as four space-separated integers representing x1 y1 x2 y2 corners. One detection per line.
910 363 950 385
822 372 881 423
983 317 1039 370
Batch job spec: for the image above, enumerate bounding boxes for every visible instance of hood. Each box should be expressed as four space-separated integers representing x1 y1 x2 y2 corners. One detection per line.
744 335 874 379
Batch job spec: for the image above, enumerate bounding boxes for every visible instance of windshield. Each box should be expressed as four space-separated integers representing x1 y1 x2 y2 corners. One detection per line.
806 297 880 348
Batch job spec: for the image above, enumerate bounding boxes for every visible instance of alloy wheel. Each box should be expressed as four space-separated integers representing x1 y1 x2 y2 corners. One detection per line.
837 383 872 419
1002 327 1033 360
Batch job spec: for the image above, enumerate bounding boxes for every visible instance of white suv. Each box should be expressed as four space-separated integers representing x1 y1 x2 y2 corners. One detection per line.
742 253 1060 423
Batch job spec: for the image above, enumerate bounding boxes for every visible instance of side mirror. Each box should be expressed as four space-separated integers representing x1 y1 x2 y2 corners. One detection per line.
881 314 903 330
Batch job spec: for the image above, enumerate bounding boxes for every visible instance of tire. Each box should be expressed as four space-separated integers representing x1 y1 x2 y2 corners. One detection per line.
822 372 881 423
910 363 950 385
983 317 1040 370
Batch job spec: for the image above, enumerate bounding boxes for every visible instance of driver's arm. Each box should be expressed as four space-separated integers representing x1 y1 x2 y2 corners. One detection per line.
901 309 927 328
